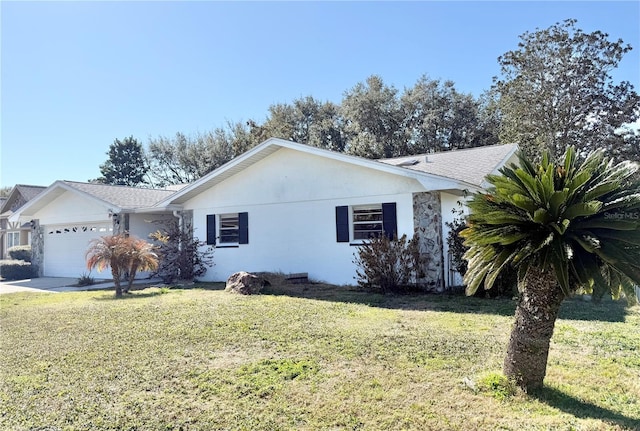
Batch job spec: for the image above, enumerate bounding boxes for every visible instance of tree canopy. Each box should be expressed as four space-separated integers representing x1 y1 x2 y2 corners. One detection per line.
93 19 638 187
494 19 639 162
97 136 148 186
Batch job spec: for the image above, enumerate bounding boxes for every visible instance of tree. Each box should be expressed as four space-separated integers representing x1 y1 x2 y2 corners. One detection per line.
495 19 640 162
461 146 640 391
146 125 242 186
342 75 404 158
401 76 495 153
0 186 12 198
249 96 345 152
97 136 148 186
86 234 157 297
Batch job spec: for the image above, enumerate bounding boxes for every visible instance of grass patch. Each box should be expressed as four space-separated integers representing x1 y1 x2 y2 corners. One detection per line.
1 285 638 430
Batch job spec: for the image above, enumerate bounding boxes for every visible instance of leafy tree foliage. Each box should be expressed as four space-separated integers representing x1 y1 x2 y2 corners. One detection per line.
495 19 640 161
146 127 237 186
341 75 404 158
256 96 345 151
139 74 498 186
402 76 498 153
97 136 148 186
461 146 640 391
0 186 12 198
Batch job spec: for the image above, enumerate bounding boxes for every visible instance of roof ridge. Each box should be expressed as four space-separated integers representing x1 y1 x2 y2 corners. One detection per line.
63 180 176 192
378 143 517 161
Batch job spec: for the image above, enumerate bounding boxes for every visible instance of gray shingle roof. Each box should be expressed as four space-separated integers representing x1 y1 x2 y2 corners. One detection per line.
63 181 179 209
378 144 518 187
15 185 47 201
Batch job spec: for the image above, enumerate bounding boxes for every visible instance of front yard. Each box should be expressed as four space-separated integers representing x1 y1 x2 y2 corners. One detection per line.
1 283 638 430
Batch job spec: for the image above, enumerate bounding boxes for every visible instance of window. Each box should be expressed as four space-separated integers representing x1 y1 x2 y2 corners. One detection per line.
7 231 20 249
206 212 249 246
335 202 397 243
219 213 240 244
352 205 383 240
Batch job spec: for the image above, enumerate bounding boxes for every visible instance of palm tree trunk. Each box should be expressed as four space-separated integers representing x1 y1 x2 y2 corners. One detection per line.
112 268 123 298
503 265 565 392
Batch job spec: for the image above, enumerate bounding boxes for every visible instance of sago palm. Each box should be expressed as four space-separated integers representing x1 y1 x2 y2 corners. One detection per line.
86 234 132 297
123 237 159 294
461 146 640 391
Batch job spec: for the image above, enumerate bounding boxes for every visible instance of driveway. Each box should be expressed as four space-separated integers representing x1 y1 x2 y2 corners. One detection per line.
0 277 161 294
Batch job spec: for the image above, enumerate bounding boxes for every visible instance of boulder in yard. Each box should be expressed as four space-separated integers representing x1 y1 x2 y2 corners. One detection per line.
225 271 267 295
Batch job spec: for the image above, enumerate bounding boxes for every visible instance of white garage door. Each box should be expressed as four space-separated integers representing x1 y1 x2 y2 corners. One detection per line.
44 223 113 277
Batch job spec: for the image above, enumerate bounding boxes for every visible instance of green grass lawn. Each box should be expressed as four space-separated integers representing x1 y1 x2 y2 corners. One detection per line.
1 283 638 430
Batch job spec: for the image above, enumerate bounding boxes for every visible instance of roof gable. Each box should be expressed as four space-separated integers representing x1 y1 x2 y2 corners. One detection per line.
160 138 482 206
160 138 518 207
0 184 46 215
9 181 178 221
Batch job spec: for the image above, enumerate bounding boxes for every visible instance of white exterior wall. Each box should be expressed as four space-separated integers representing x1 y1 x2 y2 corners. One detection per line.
441 191 468 288
128 213 173 241
33 190 112 226
184 148 424 285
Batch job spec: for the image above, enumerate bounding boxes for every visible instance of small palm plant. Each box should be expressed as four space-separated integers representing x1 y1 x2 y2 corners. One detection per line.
86 234 158 297
461 146 640 391
123 237 159 294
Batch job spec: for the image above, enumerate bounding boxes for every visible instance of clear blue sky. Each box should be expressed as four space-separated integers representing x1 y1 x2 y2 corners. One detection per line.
2 1 639 188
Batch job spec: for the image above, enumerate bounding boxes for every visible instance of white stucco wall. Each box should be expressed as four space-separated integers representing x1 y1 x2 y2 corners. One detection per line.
32 190 112 225
128 213 173 241
184 147 427 285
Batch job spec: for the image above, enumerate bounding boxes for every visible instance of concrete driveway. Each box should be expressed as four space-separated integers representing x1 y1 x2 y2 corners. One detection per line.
0 277 161 294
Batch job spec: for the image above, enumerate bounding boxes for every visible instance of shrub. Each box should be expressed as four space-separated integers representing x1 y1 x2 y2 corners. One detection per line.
475 372 517 400
0 260 33 280
77 272 95 286
150 219 214 283
8 245 31 262
353 233 426 294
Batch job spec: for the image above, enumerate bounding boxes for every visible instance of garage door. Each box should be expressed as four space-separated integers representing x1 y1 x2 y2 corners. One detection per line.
43 223 113 277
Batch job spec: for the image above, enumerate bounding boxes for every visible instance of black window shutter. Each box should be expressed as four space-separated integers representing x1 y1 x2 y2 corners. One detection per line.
382 202 397 239
206 214 216 245
336 206 349 242
239 212 249 244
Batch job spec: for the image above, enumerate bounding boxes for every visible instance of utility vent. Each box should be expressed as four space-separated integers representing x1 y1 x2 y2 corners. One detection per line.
396 159 419 167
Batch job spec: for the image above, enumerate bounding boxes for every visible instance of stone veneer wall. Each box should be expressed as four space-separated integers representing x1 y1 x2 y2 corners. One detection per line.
413 192 444 292
31 219 44 277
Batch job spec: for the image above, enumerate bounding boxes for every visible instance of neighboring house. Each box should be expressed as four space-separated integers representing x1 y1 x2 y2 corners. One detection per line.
0 185 46 259
9 181 178 278
156 138 518 289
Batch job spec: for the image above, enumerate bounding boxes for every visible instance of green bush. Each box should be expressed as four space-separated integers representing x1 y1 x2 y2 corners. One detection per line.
0 260 33 280
8 245 31 262
77 273 95 286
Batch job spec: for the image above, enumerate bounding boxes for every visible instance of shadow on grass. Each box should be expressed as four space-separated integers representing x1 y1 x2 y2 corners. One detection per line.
262 282 516 316
94 290 172 301
532 386 639 429
262 282 630 321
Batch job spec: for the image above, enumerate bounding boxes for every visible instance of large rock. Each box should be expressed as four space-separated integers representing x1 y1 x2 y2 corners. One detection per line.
225 271 266 295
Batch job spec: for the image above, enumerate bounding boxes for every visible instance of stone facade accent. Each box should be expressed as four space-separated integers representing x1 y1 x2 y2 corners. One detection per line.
413 192 444 292
31 219 44 277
